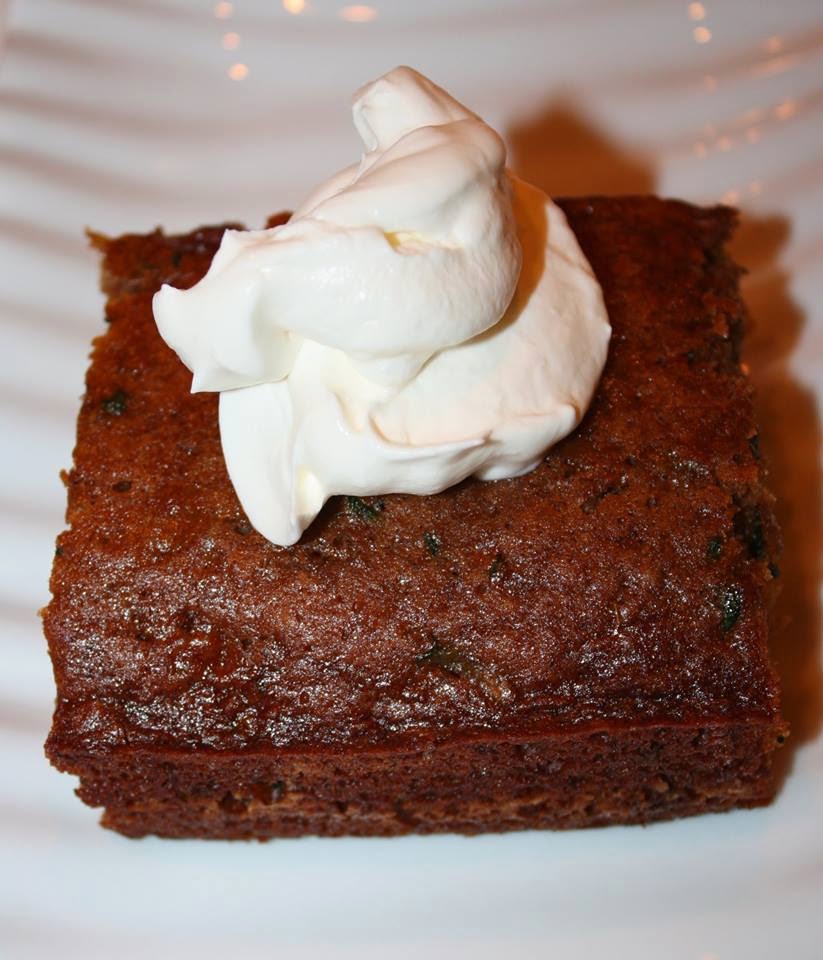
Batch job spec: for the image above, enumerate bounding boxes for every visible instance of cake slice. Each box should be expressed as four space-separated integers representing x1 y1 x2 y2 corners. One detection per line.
43 197 786 838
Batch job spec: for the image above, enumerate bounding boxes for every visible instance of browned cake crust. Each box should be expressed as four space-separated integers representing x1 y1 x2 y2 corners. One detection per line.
43 197 786 839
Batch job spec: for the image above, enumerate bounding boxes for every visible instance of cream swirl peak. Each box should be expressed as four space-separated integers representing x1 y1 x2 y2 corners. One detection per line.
153 66 611 546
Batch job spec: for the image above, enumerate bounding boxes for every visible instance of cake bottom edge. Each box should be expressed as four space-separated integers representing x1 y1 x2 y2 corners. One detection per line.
51 719 785 840
100 790 778 840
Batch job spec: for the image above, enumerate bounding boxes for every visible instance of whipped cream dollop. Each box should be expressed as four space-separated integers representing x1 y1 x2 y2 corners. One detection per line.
153 66 610 546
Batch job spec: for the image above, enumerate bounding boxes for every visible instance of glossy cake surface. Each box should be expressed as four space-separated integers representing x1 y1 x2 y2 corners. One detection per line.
44 198 786 838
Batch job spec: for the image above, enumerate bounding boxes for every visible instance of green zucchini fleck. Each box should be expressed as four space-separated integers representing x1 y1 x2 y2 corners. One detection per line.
719 585 743 632
101 388 129 417
415 639 473 677
345 496 384 522
423 531 441 556
488 552 506 583
748 434 761 460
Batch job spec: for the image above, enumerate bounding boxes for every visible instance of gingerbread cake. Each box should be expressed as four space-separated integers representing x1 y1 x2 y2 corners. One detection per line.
43 197 786 839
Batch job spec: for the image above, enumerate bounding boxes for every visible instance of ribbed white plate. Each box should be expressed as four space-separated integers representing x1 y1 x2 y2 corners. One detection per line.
1 1 821 958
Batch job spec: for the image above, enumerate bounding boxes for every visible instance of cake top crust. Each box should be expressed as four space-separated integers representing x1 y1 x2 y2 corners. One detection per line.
45 197 781 757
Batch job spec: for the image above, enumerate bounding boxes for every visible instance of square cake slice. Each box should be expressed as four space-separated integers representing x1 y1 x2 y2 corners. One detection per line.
44 197 786 839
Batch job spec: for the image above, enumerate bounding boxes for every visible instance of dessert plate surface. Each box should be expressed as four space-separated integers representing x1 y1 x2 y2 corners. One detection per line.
1 1 821 957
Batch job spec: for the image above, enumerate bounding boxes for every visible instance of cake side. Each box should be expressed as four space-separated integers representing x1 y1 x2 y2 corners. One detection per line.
78 722 777 839
42 197 786 836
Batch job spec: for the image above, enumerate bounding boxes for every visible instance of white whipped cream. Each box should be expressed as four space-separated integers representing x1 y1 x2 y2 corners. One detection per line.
153 66 610 546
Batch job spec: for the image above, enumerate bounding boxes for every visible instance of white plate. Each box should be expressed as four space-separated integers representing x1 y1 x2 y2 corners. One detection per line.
1 1 822 957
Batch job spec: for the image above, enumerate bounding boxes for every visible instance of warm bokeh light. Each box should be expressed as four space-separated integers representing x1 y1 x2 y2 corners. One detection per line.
703 74 717 91
339 5 377 22
222 32 240 50
722 189 740 205
746 127 761 143
688 3 706 21
692 141 708 158
215 1 233 19
775 99 798 120
227 62 249 81
749 180 764 195
283 0 306 14
755 54 797 79
693 26 712 43
764 35 783 53
716 136 733 152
